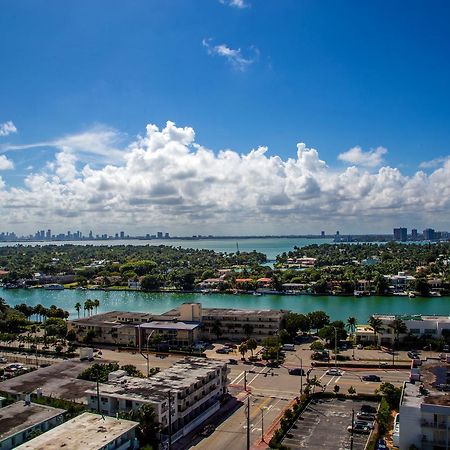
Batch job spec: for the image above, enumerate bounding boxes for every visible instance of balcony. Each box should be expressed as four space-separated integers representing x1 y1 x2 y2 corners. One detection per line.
421 420 449 430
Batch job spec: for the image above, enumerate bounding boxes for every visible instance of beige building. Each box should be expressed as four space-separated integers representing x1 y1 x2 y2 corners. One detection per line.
15 412 139 450
69 303 288 346
86 358 228 445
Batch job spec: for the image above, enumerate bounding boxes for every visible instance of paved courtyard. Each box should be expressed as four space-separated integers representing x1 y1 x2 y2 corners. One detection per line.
281 397 378 450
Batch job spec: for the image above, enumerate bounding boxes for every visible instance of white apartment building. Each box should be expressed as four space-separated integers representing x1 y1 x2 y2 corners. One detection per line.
356 314 450 345
86 357 228 445
399 369 450 449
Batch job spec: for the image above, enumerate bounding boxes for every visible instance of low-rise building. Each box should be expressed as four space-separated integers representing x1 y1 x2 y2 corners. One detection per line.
0 401 65 450
384 271 416 293
69 302 288 345
356 314 450 345
15 412 139 450
399 363 450 449
86 358 228 445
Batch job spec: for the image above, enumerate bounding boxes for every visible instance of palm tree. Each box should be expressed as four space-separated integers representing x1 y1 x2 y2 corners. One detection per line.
247 338 257 358
74 302 81 319
239 342 248 360
346 317 357 358
242 323 254 339
211 320 222 340
391 318 408 342
93 299 100 315
368 316 383 347
84 299 92 317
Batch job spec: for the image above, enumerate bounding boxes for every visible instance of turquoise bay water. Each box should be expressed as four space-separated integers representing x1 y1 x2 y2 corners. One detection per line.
1 288 449 323
1 236 448 323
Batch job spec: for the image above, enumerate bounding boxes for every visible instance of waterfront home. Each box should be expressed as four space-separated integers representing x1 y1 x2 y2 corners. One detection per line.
384 271 416 293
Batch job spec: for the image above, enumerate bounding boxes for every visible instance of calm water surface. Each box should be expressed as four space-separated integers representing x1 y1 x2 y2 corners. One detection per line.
1 288 449 323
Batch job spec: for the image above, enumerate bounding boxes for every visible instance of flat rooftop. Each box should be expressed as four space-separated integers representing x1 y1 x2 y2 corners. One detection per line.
0 401 65 442
89 357 227 404
0 360 96 403
140 321 200 331
202 307 287 317
15 412 138 450
374 314 450 322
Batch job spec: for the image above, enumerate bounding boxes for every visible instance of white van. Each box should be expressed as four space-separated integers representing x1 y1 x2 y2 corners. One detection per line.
282 344 295 351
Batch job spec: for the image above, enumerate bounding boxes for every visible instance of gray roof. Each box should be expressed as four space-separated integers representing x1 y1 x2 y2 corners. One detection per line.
0 401 65 442
139 321 200 331
15 412 138 450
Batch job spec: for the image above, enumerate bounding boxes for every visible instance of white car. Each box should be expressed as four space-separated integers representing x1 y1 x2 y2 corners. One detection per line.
0 357 7 364
326 368 342 376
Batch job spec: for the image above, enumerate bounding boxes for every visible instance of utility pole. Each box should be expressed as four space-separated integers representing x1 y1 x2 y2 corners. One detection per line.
96 368 100 415
246 396 250 450
350 409 354 450
300 358 303 395
244 370 247 391
334 327 338 368
168 390 172 450
261 407 264 442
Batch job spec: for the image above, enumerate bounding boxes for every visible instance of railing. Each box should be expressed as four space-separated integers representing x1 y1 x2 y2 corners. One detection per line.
421 420 448 429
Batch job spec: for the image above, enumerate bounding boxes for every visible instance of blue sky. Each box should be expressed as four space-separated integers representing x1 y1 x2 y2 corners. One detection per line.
1 0 450 235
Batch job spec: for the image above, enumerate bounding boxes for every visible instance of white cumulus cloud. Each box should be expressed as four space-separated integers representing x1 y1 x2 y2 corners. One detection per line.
202 39 258 71
338 146 387 168
0 155 14 170
219 0 249 8
1 121 450 235
0 121 17 137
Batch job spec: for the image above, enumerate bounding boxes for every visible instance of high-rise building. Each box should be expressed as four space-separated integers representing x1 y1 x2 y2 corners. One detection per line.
423 228 435 240
411 229 418 240
120 231 125 239
321 231 325 237
157 231 163 239
393 227 407 242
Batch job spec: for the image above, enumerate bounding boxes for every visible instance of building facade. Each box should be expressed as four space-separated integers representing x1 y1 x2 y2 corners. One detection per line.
86 358 228 445
15 412 139 450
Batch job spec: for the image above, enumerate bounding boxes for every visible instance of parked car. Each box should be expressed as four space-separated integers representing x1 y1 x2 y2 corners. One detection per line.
408 351 419 359
216 347 231 354
355 420 374 429
0 357 7 364
362 375 381 382
357 412 376 421
288 368 305 376
356 344 364 350
224 343 237 349
326 368 342 376
228 358 238 365
200 424 216 436
282 344 295 351
347 423 370 434
360 404 376 414
436 384 450 392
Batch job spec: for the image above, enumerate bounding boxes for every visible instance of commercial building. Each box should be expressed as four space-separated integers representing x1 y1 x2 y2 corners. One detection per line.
399 363 450 449
356 314 450 345
69 302 288 346
0 401 65 450
393 227 408 242
86 357 228 445
15 412 139 450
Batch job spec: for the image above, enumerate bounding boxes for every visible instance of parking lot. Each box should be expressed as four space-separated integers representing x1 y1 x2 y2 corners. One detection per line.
281 397 378 450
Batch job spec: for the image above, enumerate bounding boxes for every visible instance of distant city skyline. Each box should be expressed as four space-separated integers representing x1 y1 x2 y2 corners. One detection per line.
1 2 450 234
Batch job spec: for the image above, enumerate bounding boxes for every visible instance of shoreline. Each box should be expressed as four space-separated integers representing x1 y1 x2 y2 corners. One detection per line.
2 285 449 299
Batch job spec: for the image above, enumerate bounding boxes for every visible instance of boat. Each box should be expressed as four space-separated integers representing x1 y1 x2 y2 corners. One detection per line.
44 284 64 290
253 292 262 296
408 292 415 298
430 291 442 297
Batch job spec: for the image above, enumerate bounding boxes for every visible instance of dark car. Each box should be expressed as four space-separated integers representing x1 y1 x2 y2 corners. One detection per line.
200 424 216 436
357 412 376 421
288 368 305 376
360 404 376 414
347 423 370 434
228 358 238 365
408 351 419 359
362 374 381 382
216 347 231 354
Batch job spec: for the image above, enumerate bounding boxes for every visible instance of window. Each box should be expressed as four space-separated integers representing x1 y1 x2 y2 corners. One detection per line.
410 328 420 334
424 329 437 335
